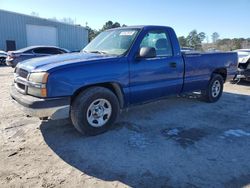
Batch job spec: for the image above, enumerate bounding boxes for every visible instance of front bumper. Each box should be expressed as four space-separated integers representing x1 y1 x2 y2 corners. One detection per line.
6 58 18 68
0 56 6 64
10 84 70 120
6 59 14 67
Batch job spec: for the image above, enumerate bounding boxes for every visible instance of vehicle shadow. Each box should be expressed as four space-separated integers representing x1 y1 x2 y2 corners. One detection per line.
40 92 250 187
0 65 8 67
237 80 250 86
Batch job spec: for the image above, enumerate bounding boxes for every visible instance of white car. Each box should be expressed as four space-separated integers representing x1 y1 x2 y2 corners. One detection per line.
234 49 250 80
235 49 250 63
0 50 7 65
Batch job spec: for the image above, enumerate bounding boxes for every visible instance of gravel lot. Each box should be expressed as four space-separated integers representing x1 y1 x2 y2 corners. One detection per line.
0 66 250 188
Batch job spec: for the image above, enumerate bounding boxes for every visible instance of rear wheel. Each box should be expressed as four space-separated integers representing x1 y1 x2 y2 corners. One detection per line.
202 74 224 103
70 87 120 136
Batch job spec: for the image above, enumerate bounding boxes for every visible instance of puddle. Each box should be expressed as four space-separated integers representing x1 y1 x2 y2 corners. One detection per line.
222 129 250 138
161 127 207 148
128 132 151 149
113 122 151 149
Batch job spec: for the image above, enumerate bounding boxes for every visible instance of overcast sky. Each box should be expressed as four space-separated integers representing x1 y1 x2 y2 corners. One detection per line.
0 0 249 39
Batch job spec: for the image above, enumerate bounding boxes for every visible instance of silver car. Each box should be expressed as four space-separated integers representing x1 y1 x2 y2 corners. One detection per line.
234 49 250 80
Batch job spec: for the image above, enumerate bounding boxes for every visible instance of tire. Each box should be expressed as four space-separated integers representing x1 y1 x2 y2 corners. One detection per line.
0 57 6 65
70 87 120 136
202 74 224 103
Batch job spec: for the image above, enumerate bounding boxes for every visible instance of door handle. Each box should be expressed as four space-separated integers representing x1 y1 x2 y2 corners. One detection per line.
169 62 177 68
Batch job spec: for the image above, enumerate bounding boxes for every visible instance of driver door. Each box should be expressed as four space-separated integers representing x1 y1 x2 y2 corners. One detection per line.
129 29 184 104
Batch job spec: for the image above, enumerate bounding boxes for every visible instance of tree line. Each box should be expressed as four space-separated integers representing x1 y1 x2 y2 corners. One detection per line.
30 12 250 51
178 31 250 51
87 21 250 51
203 38 250 51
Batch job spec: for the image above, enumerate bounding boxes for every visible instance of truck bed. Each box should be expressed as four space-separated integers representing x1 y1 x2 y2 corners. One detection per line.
182 51 238 93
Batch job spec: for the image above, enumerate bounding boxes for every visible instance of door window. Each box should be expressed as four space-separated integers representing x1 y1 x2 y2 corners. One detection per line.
46 48 64 54
33 48 49 54
33 47 63 54
140 31 173 57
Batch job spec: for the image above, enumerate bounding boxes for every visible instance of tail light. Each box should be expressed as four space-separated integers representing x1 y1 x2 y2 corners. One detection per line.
7 52 20 59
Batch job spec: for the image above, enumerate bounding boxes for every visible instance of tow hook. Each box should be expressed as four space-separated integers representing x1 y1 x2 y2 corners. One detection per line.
39 117 49 121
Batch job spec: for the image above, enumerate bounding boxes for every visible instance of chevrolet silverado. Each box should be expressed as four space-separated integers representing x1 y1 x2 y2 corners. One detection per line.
11 26 238 135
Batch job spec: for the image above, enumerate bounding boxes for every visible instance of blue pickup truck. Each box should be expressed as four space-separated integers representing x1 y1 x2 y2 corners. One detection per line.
11 25 238 135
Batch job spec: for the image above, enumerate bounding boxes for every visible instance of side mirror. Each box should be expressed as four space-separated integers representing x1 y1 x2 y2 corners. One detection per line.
137 47 156 59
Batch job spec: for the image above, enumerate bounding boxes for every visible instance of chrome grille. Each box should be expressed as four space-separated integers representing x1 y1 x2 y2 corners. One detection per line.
14 68 29 94
17 83 25 90
17 68 29 79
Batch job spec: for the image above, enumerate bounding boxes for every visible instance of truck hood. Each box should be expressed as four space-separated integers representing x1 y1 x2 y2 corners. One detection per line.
17 52 117 72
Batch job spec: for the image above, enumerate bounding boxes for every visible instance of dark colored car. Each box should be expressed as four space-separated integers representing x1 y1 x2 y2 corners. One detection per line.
6 46 69 68
0 50 7 65
181 47 195 52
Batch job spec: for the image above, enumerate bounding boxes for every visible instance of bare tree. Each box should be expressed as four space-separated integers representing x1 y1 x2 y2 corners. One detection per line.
61 17 74 24
30 12 39 17
211 32 220 43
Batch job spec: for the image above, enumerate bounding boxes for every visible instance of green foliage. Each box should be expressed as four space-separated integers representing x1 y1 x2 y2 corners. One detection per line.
87 21 126 41
178 36 187 47
179 30 206 50
101 21 121 31
86 26 99 42
216 38 243 51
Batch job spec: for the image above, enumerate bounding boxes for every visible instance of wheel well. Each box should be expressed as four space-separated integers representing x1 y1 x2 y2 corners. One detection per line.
71 83 125 108
213 68 227 82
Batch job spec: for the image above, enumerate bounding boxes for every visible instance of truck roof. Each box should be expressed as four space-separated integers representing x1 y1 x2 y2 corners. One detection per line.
108 25 173 31
12 46 70 53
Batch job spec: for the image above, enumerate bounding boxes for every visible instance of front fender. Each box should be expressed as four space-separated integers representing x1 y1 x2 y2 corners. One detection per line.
46 58 129 100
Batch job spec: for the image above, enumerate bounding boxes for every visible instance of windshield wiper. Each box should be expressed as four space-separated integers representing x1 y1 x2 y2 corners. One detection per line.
86 50 108 55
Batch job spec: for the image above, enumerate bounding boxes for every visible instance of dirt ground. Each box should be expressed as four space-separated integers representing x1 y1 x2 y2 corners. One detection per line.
0 66 250 188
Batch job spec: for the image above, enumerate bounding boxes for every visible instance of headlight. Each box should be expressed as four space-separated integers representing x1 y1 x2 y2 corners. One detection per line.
27 72 49 97
28 72 49 83
241 57 249 63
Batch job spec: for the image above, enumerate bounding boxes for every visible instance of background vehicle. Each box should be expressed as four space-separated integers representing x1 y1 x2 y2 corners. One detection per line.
181 47 195 52
6 46 69 68
234 49 250 81
11 26 238 135
0 50 7 65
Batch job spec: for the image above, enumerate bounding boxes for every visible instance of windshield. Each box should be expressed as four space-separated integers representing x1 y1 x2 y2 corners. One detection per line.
236 51 250 58
238 50 250 53
83 29 139 56
238 54 249 59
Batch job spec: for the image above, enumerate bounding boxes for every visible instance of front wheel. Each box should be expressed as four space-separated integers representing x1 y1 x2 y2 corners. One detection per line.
202 74 224 103
70 87 120 136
